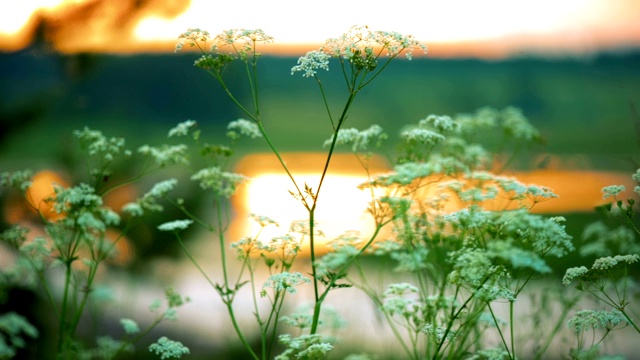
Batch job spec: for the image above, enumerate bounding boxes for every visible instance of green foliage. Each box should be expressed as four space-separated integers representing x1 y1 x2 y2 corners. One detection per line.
0 127 190 359
0 312 38 360
1 24 639 360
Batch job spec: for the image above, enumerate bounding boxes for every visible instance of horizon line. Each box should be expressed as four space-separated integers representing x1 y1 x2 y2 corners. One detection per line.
3 40 639 60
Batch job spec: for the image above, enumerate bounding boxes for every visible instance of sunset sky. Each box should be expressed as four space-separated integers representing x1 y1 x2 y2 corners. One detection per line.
1 0 639 57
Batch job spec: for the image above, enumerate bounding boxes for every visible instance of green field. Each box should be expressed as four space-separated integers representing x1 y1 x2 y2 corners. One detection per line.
2 50 640 170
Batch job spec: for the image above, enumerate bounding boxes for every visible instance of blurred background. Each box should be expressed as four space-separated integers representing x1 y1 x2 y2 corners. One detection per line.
1 0 640 358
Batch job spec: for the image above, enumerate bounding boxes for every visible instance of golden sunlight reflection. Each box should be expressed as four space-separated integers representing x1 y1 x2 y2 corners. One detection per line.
1 0 639 56
239 173 379 251
24 169 68 222
1 169 136 266
231 153 389 254
231 153 638 255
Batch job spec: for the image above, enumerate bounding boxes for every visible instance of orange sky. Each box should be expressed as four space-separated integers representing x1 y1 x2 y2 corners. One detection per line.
0 0 639 57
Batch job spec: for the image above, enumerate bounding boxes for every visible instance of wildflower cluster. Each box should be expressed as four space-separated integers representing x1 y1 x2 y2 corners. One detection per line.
456 106 543 161
227 118 262 139
323 124 387 152
261 272 311 297
157 219 193 232
602 184 626 199
175 27 210 52
138 144 189 167
276 334 333 360
338 106 580 359
292 25 426 102
211 28 274 56
0 117 209 359
73 127 130 162
314 231 362 277
0 170 33 191
567 309 627 333
122 178 178 216
320 25 427 61
500 106 541 142
580 221 640 257
0 312 39 358
290 50 330 77
190 166 248 198
148 336 190 359
147 24 640 360
566 308 630 358
176 27 273 75
563 254 639 285
168 119 197 138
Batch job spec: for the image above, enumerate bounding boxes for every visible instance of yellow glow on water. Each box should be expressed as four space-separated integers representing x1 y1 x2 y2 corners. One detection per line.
238 172 379 251
230 152 388 254
230 153 639 256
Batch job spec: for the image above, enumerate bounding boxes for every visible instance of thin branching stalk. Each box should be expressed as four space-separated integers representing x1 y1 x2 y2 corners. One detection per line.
433 278 491 360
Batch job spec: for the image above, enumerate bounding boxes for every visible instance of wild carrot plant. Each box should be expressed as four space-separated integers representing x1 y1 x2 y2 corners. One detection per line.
562 174 640 358
171 25 427 359
335 108 582 359
0 129 189 359
169 26 639 360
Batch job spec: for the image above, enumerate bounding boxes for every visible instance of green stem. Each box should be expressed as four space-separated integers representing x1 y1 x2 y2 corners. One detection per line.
265 290 288 359
55 226 82 359
309 209 321 334
509 300 516 360
67 262 99 342
309 222 386 334
169 197 215 232
432 278 490 360
37 271 58 313
215 198 230 288
224 300 261 360
113 310 169 357
351 266 415 359
256 121 305 202
57 262 73 358
303 91 359 335
620 308 640 334
98 166 160 198
176 235 216 289
534 293 581 360
311 92 356 207
313 76 335 129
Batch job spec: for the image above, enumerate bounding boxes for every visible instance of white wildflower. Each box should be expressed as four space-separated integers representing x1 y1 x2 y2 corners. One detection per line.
401 127 446 145
562 266 589 285
324 124 387 152
138 144 189 167
120 318 140 335
190 167 249 198
592 254 639 270
157 219 193 232
291 50 330 77
602 185 625 199
149 336 190 359
227 118 262 139
419 114 460 133
168 120 197 138
262 272 311 295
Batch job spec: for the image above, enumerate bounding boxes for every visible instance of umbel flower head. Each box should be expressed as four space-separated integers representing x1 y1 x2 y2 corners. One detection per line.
292 25 427 77
563 254 640 285
322 25 427 61
176 27 274 59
